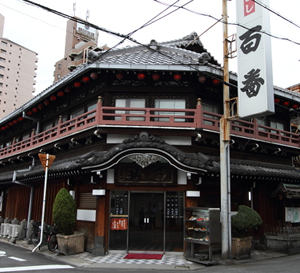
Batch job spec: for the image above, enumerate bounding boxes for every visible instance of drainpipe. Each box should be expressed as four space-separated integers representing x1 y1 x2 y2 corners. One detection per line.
12 157 36 237
250 182 256 209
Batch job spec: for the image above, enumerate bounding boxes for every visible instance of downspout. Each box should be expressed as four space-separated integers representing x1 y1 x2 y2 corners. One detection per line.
250 181 256 209
12 156 36 237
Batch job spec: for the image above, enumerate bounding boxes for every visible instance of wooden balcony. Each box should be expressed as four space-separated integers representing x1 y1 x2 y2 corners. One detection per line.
1 99 300 159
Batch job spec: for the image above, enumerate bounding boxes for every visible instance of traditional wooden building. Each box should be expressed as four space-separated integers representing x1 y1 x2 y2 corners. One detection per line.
1 32 300 256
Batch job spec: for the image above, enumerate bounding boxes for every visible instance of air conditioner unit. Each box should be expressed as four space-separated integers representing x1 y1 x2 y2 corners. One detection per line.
0 223 6 237
1 223 11 237
10 224 20 238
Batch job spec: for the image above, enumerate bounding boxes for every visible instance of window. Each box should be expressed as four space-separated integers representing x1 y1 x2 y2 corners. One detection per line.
0 49 6 54
1 41 7 46
0 83 2 87
57 74 61 79
58 63 61 69
0 74 3 79
0 66 4 71
70 107 84 119
154 99 186 122
115 98 146 121
79 192 97 209
0 57 5 62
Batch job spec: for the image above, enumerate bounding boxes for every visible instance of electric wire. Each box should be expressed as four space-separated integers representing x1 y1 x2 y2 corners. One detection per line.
252 0 300 30
17 0 234 89
154 0 300 46
15 0 300 93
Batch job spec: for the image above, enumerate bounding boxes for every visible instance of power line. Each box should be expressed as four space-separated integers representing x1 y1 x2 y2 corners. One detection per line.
17 0 237 91
154 0 300 46
253 0 300 30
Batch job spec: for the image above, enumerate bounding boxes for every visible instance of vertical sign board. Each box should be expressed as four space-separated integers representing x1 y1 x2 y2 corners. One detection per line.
236 0 274 118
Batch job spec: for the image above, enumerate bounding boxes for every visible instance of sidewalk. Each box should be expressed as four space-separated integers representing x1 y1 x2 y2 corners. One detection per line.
0 237 288 270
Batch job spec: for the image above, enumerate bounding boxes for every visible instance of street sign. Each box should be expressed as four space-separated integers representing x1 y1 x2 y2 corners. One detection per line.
38 153 56 170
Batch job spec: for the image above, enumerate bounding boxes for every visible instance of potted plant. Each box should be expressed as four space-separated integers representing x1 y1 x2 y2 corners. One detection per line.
231 205 262 259
52 188 85 255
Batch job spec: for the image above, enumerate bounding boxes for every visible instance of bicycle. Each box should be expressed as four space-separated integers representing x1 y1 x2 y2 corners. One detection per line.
30 222 59 252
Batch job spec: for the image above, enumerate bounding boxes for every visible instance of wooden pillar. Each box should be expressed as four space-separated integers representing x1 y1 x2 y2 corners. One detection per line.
93 192 107 256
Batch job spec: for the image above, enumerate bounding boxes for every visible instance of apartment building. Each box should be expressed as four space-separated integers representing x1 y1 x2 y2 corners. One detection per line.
53 17 108 82
0 14 38 119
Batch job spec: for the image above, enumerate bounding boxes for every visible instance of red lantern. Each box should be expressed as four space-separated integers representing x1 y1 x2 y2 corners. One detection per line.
137 73 145 80
38 103 44 110
152 73 160 81
26 110 33 116
283 101 290 107
90 72 98 80
116 72 124 80
65 86 72 93
44 99 50 106
50 95 57 101
73 81 81 88
9 122 14 126
82 76 90 83
292 104 299 109
32 107 39 113
173 74 181 81
17 117 24 122
57 91 64 97
13 120 18 124
198 75 206 83
274 98 281 104
1 126 6 130
212 78 221 85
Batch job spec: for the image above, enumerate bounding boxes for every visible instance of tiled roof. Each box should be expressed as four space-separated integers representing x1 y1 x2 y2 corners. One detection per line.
209 156 300 180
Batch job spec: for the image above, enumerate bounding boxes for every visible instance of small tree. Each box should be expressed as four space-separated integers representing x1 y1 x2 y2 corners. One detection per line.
231 205 262 238
52 188 76 235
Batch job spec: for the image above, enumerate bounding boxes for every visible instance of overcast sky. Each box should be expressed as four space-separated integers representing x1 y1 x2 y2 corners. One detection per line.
0 0 299 95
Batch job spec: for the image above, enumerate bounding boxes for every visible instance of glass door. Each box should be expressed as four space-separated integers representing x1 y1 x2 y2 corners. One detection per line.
128 191 164 252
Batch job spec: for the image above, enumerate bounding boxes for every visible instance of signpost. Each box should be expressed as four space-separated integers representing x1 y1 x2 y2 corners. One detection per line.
32 153 55 252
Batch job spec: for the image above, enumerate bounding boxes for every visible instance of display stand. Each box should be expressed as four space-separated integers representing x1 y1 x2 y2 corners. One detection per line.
185 207 220 265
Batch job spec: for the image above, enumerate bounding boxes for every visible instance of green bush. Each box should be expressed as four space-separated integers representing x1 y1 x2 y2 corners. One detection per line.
231 205 262 238
52 188 76 235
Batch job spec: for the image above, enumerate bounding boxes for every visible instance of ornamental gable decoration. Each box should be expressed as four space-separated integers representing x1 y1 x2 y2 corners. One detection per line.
236 0 274 118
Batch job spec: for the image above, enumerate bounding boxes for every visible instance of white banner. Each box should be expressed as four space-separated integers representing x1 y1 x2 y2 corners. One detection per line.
236 0 274 118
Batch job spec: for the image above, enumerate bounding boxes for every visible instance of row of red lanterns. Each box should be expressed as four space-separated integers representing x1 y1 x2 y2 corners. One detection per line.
0 72 99 132
115 72 222 86
274 98 299 109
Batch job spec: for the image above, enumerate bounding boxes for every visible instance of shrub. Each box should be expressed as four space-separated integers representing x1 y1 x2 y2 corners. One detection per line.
52 188 76 235
231 205 262 238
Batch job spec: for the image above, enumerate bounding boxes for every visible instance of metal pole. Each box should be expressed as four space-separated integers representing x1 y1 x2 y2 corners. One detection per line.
32 153 49 252
220 0 231 260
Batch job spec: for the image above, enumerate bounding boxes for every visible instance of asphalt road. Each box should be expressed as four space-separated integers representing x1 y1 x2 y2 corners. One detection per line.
2 240 300 273
0 241 74 273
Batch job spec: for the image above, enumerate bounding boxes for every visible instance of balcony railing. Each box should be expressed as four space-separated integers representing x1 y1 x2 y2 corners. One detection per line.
1 99 300 159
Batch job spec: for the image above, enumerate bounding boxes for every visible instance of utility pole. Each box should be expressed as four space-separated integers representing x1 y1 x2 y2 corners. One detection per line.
220 0 231 260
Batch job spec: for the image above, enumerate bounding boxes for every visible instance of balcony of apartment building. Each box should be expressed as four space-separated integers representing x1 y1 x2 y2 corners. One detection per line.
68 59 85 70
0 97 300 160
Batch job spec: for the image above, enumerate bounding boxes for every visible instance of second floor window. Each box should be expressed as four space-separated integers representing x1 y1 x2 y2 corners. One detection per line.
115 98 146 121
154 99 186 122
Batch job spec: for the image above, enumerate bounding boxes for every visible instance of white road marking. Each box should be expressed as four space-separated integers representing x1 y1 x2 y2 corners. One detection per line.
0 264 74 272
0 251 6 257
8 256 27 262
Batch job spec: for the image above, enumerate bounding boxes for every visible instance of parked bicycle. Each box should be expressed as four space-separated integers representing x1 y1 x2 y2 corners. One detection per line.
30 222 59 252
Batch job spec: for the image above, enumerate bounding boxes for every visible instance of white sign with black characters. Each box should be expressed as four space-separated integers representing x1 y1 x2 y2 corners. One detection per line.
236 0 274 118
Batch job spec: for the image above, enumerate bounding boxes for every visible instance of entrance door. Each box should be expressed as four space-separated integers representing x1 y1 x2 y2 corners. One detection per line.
128 192 164 252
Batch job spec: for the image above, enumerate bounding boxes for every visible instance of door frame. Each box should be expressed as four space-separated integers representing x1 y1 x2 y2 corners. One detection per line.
127 190 165 254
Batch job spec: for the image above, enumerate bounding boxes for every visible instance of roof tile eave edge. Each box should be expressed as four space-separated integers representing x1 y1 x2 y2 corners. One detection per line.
0 63 93 125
